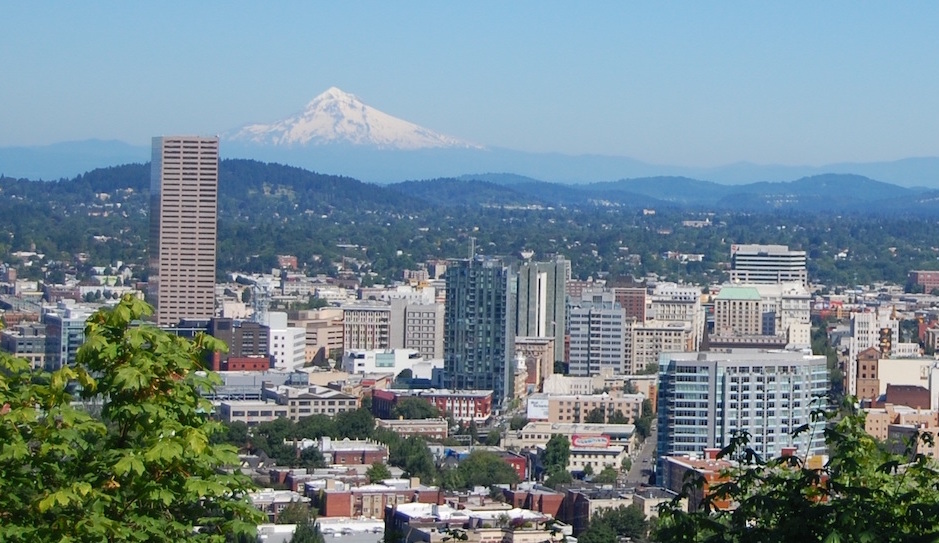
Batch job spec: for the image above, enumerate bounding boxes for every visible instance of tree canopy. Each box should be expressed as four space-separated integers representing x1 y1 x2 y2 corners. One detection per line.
449 451 520 489
366 462 392 483
656 399 939 542
579 505 648 543
392 397 441 420
0 295 263 542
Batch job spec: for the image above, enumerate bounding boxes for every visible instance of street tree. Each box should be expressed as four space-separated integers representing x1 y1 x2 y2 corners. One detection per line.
392 397 440 420
366 462 392 483
584 407 606 423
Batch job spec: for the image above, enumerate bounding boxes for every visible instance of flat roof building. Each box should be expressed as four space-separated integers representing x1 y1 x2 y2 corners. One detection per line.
730 244 807 286
149 136 219 326
657 350 829 466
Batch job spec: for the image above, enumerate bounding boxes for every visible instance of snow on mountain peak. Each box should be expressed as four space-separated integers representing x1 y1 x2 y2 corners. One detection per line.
226 87 482 150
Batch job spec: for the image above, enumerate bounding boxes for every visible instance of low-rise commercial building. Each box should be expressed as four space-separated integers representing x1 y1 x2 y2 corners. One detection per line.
372 389 493 423
376 418 449 440
504 422 637 456
318 480 441 518
262 384 359 421
218 400 290 425
526 392 644 424
0 322 47 369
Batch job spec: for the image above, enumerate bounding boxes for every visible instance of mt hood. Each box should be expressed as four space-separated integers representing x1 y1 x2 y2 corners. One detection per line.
225 87 481 150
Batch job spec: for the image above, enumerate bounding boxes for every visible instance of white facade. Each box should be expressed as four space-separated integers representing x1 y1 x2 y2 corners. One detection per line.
657 350 829 462
314 285 354 305
877 358 939 403
753 282 812 348
341 348 425 375
847 307 900 396
266 312 307 371
729 244 808 285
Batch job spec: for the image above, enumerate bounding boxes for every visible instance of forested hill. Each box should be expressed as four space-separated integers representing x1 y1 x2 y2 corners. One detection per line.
3 159 939 288
390 173 935 213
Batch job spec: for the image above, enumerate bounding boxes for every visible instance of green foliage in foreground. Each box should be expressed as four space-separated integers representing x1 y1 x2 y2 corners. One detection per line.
0 296 264 542
656 399 939 543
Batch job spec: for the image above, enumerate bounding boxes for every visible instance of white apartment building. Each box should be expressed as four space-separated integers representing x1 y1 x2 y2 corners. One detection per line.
314 285 355 305
265 312 306 371
657 350 829 462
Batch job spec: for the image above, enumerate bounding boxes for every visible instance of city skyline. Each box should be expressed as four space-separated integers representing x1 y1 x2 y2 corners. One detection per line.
2 3 938 168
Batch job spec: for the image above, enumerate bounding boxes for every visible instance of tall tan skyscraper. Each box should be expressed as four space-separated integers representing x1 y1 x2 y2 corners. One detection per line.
149 136 219 326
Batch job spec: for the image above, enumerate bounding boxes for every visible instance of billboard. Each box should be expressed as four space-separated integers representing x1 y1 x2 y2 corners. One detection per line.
527 398 549 420
571 434 610 448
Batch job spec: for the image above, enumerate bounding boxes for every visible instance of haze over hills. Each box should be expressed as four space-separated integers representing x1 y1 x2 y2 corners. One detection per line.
1 87 938 187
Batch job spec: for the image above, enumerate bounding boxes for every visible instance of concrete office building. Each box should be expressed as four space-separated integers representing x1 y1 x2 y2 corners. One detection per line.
443 256 517 407
42 301 96 371
390 299 445 360
341 303 391 350
288 308 344 362
657 350 829 465
149 136 219 326
729 244 807 285
630 320 694 374
0 322 48 369
568 290 627 376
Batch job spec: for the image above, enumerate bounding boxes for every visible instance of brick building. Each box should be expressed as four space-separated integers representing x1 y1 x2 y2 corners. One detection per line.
317 481 442 518
501 484 564 519
318 437 388 466
660 450 735 511
206 317 271 371
909 270 939 293
372 389 493 423
855 346 881 401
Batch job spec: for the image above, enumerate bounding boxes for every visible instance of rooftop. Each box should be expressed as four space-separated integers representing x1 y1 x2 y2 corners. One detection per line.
714 286 762 301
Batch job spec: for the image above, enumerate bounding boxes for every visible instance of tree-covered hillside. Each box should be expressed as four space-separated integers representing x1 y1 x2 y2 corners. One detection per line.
2 160 939 286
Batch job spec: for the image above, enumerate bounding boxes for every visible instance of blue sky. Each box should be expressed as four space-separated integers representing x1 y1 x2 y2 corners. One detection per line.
2 2 937 167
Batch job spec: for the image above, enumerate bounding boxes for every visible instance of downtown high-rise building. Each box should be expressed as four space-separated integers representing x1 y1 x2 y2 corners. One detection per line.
568 290 627 376
149 136 219 327
657 350 829 468
443 256 517 407
729 244 807 285
516 257 570 366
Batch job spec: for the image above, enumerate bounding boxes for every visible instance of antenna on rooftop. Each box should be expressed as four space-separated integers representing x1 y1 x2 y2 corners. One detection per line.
469 237 477 259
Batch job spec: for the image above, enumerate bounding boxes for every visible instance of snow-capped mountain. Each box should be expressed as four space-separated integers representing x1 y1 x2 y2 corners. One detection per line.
225 87 482 150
